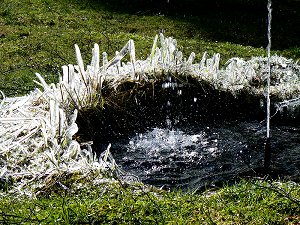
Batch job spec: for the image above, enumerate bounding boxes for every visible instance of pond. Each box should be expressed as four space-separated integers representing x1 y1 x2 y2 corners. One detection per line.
109 120 300 190
76 76 300 190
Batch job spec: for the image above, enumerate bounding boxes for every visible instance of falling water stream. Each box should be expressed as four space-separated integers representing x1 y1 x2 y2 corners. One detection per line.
266 0 272 139
264 0 272 168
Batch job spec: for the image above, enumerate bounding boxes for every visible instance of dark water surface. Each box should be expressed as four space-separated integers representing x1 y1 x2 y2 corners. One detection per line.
76 77 300 190
109 120 300 190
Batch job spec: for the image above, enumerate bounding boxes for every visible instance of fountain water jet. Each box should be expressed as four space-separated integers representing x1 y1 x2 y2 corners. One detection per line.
264 0 272 169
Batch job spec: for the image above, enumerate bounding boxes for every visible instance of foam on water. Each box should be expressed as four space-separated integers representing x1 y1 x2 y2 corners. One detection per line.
126 127 217 159
112 126 224 188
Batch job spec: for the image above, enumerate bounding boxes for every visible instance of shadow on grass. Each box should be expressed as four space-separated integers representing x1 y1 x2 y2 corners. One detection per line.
67 0 300 51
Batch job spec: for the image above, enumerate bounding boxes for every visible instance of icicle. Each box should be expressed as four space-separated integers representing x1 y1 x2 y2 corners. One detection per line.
62 65 69 83
35 73 50 91
213 53 220 72
75 44 88 87
187 52 195 65
91 43 100 76
102 52 108 70
150 35 159 64
68 64 75 85
200 51 207 69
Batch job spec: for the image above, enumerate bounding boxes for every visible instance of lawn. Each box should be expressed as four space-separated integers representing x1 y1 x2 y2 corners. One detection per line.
1 180 300 224
1 0 299 96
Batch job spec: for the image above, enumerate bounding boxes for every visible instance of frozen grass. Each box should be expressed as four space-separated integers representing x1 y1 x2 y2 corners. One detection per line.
1 32 299 197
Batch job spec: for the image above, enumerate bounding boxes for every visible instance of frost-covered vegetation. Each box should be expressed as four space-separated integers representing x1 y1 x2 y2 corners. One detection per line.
1 34 300 196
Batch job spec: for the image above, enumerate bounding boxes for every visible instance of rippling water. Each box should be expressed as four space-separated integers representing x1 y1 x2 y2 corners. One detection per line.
109 120 300 190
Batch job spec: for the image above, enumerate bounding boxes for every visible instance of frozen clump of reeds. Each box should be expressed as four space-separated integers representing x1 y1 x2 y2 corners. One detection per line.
196 54 300 96
0 33 299 197
0 82 122 197
275 96 300 119
244 56 300 97
98 33 300 100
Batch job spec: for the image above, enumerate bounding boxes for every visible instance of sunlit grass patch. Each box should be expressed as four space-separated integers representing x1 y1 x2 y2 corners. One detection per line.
0 180 299 224
1 0 298 96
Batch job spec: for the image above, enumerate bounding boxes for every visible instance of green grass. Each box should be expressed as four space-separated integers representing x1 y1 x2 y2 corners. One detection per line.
0 180 299 224
1 0 299 96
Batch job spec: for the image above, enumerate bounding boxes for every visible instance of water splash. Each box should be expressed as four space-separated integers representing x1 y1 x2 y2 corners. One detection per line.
112 127 220 187
111 121 300 190
127 128 212 158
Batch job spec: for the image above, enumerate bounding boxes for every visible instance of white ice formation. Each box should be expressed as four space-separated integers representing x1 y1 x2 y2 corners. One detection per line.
0 34 299 196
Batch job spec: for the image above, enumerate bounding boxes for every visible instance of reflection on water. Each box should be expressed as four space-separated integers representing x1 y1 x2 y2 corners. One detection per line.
109 120 300 190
